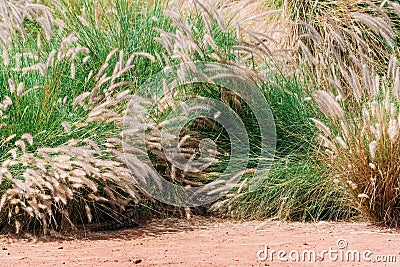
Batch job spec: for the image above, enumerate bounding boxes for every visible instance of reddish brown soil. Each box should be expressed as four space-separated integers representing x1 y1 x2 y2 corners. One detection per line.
0 217 399 266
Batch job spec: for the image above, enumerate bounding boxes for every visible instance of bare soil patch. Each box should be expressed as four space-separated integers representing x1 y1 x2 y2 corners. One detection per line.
0 217 399 266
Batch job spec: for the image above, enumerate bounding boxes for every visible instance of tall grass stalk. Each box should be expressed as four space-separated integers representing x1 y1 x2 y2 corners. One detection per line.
312 57 400 226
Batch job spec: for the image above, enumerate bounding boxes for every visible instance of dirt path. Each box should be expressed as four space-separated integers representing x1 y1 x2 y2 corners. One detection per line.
0 217 399 266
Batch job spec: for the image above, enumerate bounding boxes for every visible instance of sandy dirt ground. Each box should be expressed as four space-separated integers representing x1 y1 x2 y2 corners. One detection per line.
0 216 399 267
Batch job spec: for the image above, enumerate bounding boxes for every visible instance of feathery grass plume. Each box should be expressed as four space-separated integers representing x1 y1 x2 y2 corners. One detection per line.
0 42 142 232
162 0 292 78
285 0 400 96
313 57 400 226
0 0 63 45
312 91 345 120
0 1 160 232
